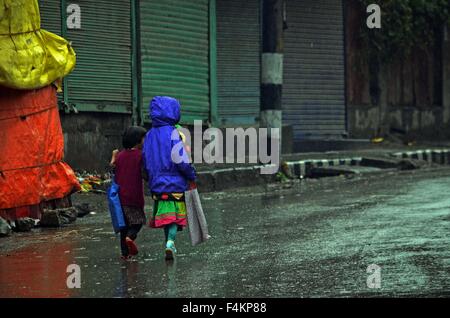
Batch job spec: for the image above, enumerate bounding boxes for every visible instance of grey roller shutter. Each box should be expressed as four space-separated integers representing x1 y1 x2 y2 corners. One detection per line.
283 0 346 139
65 0 132 113
216 0 261 126
38 0 62 104
38 0 61 35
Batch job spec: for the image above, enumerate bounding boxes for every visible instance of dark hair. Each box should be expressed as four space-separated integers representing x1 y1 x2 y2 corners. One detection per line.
122 126 147 149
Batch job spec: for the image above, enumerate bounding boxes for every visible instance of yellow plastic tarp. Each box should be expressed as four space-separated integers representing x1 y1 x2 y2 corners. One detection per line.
0 0 76 90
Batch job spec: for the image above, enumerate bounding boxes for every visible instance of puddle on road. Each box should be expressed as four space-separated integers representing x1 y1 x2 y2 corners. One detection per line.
0 243 78 297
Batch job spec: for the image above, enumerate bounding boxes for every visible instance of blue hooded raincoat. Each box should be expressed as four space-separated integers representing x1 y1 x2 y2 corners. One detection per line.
143 96 196 194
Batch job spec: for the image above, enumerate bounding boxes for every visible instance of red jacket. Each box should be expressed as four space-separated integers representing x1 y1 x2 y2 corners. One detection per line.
114 149 144 208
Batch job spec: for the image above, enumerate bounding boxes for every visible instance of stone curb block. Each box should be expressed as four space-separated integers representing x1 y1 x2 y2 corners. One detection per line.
390 149 450 165
97 148 450 195
0 217 12 237
197 165 277 193
284 148 450 180
359 157 402 169
285 157 363 179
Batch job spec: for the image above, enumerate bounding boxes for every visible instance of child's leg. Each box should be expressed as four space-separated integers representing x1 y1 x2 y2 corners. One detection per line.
164 226 169 242
165 223 178 242
127 224 142 241
120 227 129 256
164 223 178 260
125 224 141 256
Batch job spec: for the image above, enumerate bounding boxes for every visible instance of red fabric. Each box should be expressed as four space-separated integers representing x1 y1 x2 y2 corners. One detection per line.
188 181 197 190
0 85 80 210
0 196 72 221
149 216 187 229
114 149 145 208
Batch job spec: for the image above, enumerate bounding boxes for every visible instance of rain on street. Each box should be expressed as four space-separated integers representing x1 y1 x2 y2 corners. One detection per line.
1 167 450 298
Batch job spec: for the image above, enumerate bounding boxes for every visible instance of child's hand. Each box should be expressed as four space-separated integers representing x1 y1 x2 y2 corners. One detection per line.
110 149 119 166
188 181 197 190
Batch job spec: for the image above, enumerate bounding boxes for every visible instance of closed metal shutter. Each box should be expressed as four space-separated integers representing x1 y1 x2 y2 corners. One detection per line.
66 0 132 113
283 0 346 139
38 0 61 35
216 0 260 126
38 0 63 105
140 0 210 124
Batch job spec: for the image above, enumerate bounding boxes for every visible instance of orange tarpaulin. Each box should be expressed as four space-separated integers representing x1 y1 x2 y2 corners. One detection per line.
0 85 80 210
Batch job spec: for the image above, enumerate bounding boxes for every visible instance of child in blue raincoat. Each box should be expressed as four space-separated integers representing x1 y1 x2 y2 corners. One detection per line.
142 96 196 260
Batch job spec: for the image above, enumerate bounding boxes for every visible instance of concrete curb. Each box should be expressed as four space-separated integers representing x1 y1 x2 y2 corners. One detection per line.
96 148 450 194
196 165 278 192
285 157 363 179
390 149 450 165
197 149 450 192
197 148 450 192
284 148 450 179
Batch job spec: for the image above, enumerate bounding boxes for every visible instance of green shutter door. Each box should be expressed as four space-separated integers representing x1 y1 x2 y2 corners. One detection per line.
38 0 61 35
66 1 132 113
140 0 210 124
216 0 260 126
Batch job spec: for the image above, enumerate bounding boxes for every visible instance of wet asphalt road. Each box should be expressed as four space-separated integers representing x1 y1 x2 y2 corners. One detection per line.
1 167 450 298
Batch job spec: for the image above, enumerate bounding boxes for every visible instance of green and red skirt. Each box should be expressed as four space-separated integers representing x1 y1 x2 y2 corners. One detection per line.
149 193 187 228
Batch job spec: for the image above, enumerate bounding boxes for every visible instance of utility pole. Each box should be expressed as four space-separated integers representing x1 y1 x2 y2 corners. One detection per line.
260 0 284 159
444 25 450 125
